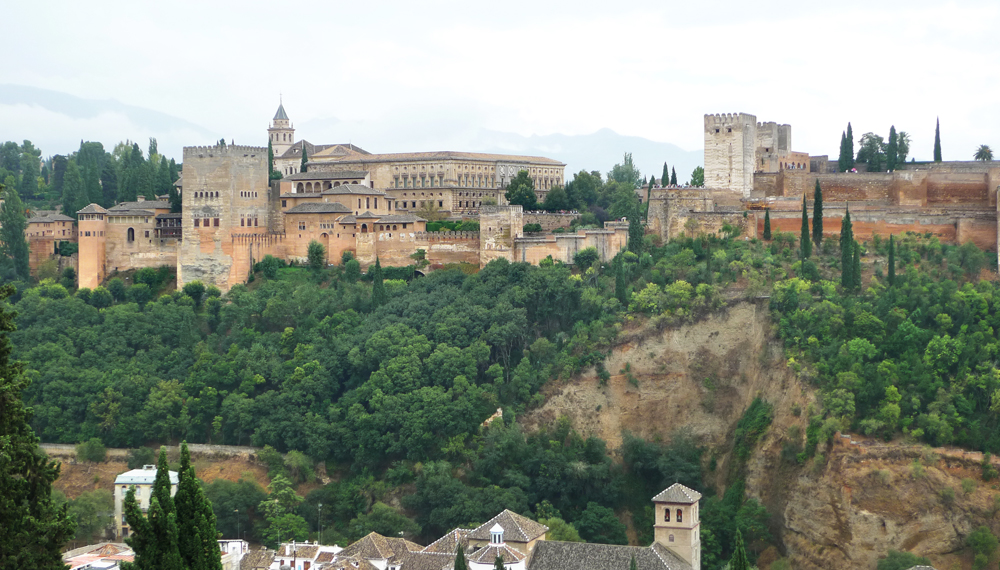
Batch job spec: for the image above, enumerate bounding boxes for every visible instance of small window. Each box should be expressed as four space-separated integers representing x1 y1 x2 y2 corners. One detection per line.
669 535 675 543
664 509 670 522
145 230 149 238
214 218 220 227
240 219 244 227
195 218 200 227
676 509 682 523
299 222 306 230
282 200 287 207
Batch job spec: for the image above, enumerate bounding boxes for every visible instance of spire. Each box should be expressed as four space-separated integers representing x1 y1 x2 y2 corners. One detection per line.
273 101 289 121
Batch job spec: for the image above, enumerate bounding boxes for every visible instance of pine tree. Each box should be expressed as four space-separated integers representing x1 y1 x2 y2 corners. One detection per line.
846 123 855 169
763 209 771 240
0 284 74 569
852 240 862 291
730 530 751 570
800 194 811 259
175 443 223 570
840 207 854 288
812 180 823 245
300 145 308 173
886 126 898 172
0 185 30 280
371 257 388 309
454 544 468 570
661 163 669 187
934 117 942 162
493 555 505 570
670 167 677 185
887 234 896 286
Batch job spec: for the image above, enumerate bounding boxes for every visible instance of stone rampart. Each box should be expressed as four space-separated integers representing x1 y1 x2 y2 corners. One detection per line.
523 211 580 230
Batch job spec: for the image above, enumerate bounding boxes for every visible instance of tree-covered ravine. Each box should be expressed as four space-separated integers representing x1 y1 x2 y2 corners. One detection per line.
13 213 1000 567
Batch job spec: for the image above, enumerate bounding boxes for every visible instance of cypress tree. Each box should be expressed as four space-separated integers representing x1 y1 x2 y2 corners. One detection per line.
628 216 643 254
852 240 862 291
763 209 771 240
371 257 388 308
300 145 308 173
846 123 855 169
629 554 638 570
454 544 468 570
800 194 811 259
813 180 823 245
730 529 751 570
124 449 184 570
886 126 898 172
934 117 942 162
840 207 854 288
670 167 677 186
615 258 628 306
62 161 85 218
0 284 75 569
838 131 849 172
268 140 275 177
887 234 896 286
0 185 31 280
101 161 119 208
175 443 223 570
169 158 179 183
661 163 669 187
493 555 505 570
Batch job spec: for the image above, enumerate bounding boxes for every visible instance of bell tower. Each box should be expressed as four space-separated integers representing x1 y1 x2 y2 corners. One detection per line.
652 483 702 570
268 100 294 157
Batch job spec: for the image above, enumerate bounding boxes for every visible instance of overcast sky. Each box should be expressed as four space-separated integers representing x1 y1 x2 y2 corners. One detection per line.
2 0 998 168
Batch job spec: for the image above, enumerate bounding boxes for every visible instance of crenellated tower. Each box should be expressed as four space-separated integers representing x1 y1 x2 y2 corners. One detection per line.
268 101 294 157
704 113 757 198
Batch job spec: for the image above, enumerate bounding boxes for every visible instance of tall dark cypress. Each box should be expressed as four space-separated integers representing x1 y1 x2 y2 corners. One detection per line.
670 167 677 186
886 126 898 171
887 234 896 286
838 132 848 172
934 118 942 162
846 123 855 169
763 209 772 240
300 144 309 173
175 443 223 570
840 206 854 288
661 163 669 187
852 241 862 291
268 140 275 177
730 530 751 570
454 544 468 570
812 179 823 245
371 257 388 308
800 194 811 259
615 259 628 306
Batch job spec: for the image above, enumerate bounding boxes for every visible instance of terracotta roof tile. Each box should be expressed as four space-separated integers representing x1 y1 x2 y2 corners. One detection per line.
651 483 701 504
467 510 548 543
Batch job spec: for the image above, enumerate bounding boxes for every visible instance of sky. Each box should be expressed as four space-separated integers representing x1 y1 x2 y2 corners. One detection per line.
1 0 998 175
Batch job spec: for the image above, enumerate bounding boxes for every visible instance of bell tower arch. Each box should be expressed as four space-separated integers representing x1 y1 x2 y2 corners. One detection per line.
268 100 295 157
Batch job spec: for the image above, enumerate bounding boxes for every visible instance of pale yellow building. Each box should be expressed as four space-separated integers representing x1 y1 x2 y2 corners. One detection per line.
113 464 178 539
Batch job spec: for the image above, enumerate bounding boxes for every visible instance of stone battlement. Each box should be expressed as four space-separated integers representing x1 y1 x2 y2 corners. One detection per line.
705 113 756 127
415 231 480 241
183 145 268 157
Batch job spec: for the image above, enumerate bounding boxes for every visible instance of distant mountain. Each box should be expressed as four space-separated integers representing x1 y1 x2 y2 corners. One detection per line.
0 84 214 158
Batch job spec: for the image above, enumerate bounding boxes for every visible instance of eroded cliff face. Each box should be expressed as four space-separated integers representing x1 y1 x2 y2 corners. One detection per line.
524 302 1000 570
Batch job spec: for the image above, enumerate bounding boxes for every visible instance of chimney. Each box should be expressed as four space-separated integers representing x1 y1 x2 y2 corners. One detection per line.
137 195 146 202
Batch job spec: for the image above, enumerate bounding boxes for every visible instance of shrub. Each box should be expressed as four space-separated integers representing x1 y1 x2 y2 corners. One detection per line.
523 223 543 233
940 486 955 506
58 241 79 256
126 447 157 469
127 283 152 306
573 247 600 268
183 280 206 305
307 240 326 271
962 478 975 495
76 438 107 463
107 278 126 302
258 255 282 279
967 526 998 558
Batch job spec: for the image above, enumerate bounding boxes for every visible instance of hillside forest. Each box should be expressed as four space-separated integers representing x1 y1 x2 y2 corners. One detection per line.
4 145 1000 568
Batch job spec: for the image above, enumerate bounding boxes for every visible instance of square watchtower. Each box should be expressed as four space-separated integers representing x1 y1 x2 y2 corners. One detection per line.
652 483 702 570
704 113 757 198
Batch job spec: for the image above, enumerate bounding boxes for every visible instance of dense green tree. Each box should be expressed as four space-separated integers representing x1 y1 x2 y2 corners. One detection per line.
51 155 68 196
504 171 538 209
307 240 326 271
174 442 223 570
300 145 308 173
542 185 570 211
729 530 750 570
934 117 942 162
800 194 811 259
370 258 388 309
857 133 886 171
101 161 119 208
628 216 644 254
851 241 861 291
875 550 931 570
690 166 704 187
574 247 599 269
68 489 114 541
608 153 641 188
661 163 669 187
62 161 85 218
897 131 911 163
763 209 771 240
974 145 993 162
838 131 849 172
18 143 40 199
670 167 677 186
575 502 627 545
812 180 823 245
348 502 420 541
537 517 582 542
268 140 275 177
0 142 21 175
493 555 504 570
840 207 854 288
0 284 75 569
0 184 30 280
846 123 855 169
454 543 468 570
157 157 172 197
886 126 898 172
887 234 896 285
204 478 267 542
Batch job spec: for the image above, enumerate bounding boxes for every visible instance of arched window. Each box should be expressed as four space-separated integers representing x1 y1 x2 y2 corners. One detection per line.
361 224 368 233
664 509 670 522
127 228 135 242
392 225 397 230
676 509 682 523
